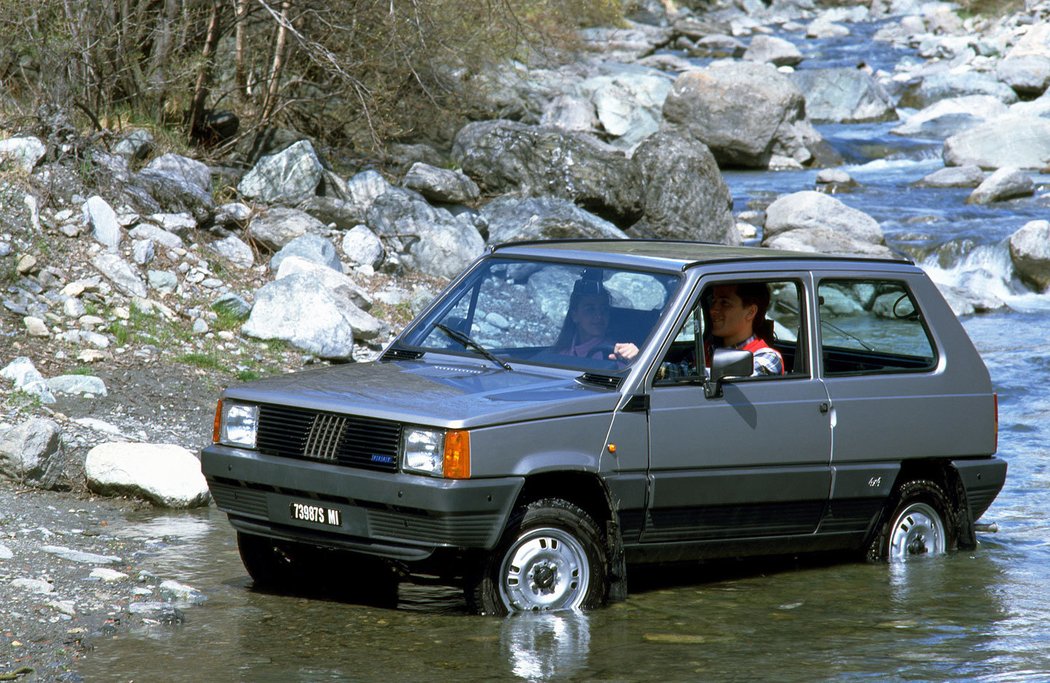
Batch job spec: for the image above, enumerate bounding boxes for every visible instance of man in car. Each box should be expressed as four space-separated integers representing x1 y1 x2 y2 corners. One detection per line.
705 282 784 376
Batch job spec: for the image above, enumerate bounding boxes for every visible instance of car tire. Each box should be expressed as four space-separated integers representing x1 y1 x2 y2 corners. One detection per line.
866 479 956 563
237 532 398 606
466 498 608 615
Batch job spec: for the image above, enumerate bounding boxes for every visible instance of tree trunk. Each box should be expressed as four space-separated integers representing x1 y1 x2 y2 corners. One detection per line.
259 0 291 125
188 0 223 143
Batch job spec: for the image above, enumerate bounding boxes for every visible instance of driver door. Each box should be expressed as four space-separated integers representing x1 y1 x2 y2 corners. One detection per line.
643 275 834 544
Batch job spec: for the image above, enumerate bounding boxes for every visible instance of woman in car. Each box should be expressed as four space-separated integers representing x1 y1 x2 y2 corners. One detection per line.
552 278 640 363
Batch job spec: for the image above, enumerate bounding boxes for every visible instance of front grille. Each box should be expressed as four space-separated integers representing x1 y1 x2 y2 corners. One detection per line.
255 404 402 472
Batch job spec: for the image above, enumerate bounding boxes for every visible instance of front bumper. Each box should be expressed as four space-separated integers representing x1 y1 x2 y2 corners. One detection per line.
201 444 524 561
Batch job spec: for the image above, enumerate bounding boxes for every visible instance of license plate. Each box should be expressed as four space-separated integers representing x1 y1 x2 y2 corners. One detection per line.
289 502 341 527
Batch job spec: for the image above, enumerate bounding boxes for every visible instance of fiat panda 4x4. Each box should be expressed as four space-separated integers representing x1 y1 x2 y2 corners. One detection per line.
202 240 1007 614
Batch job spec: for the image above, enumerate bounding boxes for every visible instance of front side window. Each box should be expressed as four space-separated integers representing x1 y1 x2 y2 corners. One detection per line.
656 279 805 384
400 258 681 372
817 279 936 375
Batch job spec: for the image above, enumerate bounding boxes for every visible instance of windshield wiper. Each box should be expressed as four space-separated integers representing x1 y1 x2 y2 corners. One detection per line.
434 323 513 371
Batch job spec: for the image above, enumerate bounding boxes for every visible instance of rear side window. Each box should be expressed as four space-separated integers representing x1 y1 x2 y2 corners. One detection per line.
818 279 936 375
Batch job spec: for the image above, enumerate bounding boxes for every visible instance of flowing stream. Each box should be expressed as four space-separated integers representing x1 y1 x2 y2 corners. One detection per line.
80 23 1050 682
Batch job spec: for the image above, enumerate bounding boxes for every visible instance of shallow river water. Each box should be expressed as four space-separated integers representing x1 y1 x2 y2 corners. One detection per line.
81 22 1050 683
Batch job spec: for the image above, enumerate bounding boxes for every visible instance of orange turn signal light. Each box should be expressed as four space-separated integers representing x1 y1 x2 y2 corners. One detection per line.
212 399 223 443
444 430 471 479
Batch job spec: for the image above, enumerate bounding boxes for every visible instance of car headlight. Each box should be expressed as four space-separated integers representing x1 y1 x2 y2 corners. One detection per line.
402 427 470 479
215 401 259 448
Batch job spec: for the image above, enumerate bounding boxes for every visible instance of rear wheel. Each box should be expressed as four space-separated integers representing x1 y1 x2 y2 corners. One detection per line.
867 479 955 563
466 498 608 615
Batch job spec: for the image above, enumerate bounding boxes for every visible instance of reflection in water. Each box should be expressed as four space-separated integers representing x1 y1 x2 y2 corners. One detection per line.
501 612 590 681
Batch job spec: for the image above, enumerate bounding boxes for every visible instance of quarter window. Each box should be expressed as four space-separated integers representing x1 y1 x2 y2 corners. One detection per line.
817 279 936 375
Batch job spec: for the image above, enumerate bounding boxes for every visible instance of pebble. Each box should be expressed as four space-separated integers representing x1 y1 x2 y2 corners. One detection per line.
42 545 122 565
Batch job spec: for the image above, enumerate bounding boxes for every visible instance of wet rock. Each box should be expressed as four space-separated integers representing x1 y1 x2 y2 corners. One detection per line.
891 96 1008 139
0 418 64 489
1009 219 1050 290
85 442 211 508
743 35 803 67
691 34 746 59
943 117 1050 170
238 139 324 205
903 70 1018 109
128 602 185 624
762 191 893 258
815 169 859 193
967 167 1035 204
916 165 985 188
89 568 129 582
159 580 207 606
480 196 627 244
402 163 480 205
789 69 897 124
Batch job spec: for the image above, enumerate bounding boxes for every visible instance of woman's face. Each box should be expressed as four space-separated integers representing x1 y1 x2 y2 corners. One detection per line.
571 294 610 341
708 285 756 346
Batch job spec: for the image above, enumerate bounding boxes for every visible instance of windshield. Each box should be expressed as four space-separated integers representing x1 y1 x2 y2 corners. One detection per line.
400 257 681 372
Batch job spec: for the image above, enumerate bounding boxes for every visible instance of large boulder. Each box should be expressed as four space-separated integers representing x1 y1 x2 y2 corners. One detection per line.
663 62 827 168
248 206 328 252
789 69 897 124
967 167 1035 204
270 233 342 272
451 119 642 224
743 35 803 67
85 442 210 508
891 96 1008 139
1009 219 1050 291
0 418 64 489
902 70 1019 109
943 117 1050 169
91 253 148 298
242 273 359 359
630 130 737 244
366 187 486 279
0 135 46 172
578 65 673 149
480 196 628 244
996 56 1050 98
762 191 893 258
238 139 324 205
402 163 480 205
135 153 215 220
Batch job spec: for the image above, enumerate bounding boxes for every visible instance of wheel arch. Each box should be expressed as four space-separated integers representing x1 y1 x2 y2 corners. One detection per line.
514 470 628 604
870 458 975 554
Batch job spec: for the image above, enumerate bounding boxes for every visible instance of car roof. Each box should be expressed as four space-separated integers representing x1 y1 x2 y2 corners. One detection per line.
490 239 914 272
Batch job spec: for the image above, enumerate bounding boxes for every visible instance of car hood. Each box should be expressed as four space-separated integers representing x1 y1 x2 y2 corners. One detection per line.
221 358 623 428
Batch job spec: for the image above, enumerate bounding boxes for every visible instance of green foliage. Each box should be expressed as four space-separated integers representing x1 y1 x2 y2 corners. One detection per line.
236 369 263 382
957 0 1023 17
176 352 223 371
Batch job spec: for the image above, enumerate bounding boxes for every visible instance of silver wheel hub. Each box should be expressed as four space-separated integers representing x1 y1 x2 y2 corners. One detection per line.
499 527 590 612
888 502 946 562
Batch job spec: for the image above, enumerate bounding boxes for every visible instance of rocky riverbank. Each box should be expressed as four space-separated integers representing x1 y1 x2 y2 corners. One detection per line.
2 0 1050 678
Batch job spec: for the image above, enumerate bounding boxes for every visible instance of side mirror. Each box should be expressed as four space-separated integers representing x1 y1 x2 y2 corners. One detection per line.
704 348 753 398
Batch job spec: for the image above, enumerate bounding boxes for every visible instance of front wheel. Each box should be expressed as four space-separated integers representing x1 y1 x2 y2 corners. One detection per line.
467 498 608 615
866 479 956 563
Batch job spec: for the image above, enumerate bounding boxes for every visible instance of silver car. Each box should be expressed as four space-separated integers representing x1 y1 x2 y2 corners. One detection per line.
202 240 1006 614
